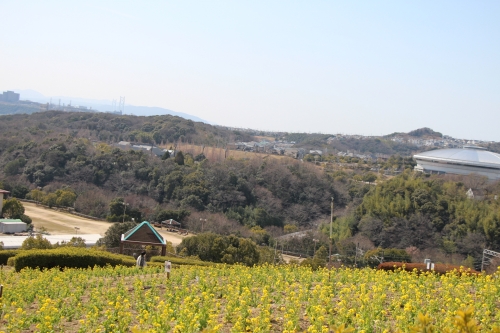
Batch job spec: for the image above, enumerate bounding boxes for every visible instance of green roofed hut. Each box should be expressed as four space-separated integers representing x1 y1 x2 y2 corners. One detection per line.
120 221 167 256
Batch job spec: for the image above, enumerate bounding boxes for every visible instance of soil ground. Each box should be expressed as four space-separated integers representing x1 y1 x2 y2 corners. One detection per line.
23 202 188 245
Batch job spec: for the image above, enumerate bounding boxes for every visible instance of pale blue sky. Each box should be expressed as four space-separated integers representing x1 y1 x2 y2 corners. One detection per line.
1 1 499 140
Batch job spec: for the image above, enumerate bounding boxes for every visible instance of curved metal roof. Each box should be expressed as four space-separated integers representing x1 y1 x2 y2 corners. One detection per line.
413 147 500 169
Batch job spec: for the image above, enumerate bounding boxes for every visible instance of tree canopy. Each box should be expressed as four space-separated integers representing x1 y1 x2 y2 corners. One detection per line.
351 172 500 257
177 233 260 266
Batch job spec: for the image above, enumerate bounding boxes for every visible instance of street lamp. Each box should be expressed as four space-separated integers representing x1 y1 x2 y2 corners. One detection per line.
74 227 80 235
313 239 319 254
122 202 129 223
200 218 207 232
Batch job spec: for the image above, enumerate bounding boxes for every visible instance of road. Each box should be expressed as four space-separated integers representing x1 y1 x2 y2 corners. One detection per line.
22 202 188 245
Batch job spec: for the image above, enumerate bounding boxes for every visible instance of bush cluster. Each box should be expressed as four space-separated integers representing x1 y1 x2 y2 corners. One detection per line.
0 250 20 265
150 255 216 267
13 248 136 272
177 233 260 266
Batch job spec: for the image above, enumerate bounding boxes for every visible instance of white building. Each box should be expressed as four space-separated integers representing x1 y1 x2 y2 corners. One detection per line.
413 146 500 181
0 220 27 233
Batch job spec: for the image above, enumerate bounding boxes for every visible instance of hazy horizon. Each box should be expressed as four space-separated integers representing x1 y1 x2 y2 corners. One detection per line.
1 1 499 140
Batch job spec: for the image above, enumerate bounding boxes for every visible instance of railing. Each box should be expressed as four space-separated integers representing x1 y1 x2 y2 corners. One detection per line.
481 248 500 272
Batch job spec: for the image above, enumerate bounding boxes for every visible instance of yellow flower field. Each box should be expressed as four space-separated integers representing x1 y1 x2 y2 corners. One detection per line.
0 264 498 332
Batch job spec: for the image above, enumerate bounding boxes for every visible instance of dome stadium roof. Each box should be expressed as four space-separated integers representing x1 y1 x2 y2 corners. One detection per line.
413 146 500 169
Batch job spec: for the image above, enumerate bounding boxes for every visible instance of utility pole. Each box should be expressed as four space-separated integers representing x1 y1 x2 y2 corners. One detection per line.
329 197 334 266
273 240 278 265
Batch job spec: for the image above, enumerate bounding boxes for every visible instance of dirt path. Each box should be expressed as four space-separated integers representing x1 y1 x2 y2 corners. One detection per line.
23 202 188 245
282 254 305 263
23 202 111 235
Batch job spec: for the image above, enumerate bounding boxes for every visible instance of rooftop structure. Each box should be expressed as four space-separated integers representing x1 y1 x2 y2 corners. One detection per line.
113 141 168 157
161 219 181 227
413 146 500 181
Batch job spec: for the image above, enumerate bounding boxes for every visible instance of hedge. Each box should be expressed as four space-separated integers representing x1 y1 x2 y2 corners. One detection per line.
150 256 216 267
377 262 480 275
13 248 138 272
363 248 411 267
0 250 20 265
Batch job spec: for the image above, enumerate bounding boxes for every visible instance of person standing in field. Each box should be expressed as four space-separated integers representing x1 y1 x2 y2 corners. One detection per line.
136 251 147 268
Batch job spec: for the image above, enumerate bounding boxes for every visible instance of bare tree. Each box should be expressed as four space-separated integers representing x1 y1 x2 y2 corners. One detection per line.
462 173 488 191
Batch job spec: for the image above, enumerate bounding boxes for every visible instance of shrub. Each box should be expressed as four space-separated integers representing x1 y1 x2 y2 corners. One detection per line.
96 222 137 248
20 214 32 224
1 198 25 219
7 256 16 267
300 245 328 270
150 256 216 267
177 233 260 266
21 234 53 250
0 250 20 265
13 248 136 272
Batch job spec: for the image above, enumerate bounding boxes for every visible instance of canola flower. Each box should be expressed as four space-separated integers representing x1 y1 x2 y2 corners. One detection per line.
0 264 498 332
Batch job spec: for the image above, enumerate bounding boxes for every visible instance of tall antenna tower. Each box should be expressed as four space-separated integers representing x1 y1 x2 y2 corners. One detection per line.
119 96 125 114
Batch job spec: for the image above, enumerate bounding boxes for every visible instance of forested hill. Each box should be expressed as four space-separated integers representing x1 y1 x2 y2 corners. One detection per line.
345 172 500 260
3 111 500 263
0 111 252 146
0 111 345 230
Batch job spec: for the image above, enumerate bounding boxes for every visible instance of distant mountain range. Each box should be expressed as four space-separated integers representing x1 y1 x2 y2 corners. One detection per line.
11 89 211 124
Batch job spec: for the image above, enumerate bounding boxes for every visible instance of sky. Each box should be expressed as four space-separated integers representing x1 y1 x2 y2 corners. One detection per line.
1 1 499 140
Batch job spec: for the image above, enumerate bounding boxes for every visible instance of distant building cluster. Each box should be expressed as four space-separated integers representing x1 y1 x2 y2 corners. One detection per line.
327 134 379 143
228 140 305 159
336 151 388 161
45 101 97 113
389 135 492 148
0 91 20 103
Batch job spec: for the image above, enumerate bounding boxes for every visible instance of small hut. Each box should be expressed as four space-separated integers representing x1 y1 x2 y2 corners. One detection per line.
120 221 167 256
